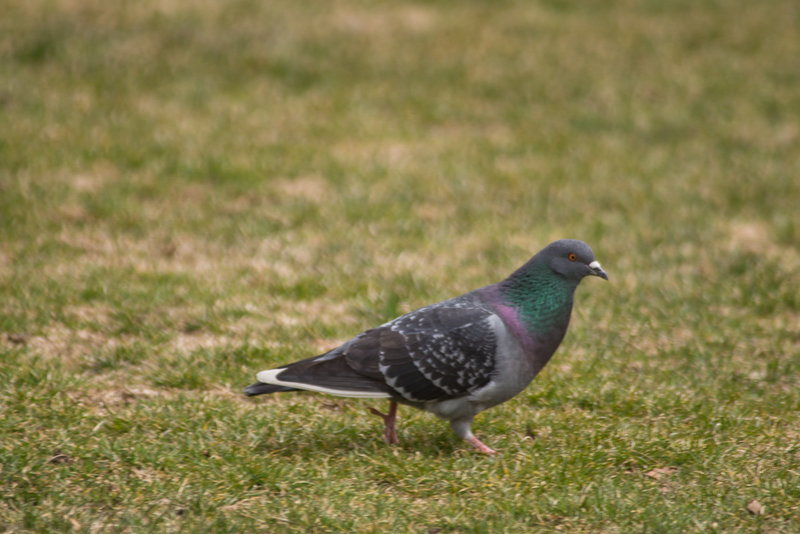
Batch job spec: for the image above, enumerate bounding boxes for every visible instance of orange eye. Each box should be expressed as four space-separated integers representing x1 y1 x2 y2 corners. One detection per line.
568 253 578 262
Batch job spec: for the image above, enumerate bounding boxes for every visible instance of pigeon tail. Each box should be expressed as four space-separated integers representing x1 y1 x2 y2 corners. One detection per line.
253 352 395 399
244 382 296 396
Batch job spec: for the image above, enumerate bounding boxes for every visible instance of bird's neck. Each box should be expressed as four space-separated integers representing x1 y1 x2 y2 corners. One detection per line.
500 267 578 336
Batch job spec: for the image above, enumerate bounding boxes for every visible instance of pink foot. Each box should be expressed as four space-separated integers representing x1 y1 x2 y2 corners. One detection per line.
368 401 399 444
467 436 497 455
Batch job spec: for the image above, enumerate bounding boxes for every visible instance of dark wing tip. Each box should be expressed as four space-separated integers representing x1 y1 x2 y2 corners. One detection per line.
244 382 296 396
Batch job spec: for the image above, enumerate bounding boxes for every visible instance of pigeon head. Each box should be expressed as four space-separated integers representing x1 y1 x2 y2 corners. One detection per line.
498 239 607 339
539 239 608 282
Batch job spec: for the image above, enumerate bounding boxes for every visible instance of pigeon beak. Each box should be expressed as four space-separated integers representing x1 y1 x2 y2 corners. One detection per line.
588 261 608 280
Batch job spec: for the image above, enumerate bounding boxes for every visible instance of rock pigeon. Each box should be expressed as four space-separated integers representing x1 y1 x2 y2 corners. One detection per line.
245 239 607 454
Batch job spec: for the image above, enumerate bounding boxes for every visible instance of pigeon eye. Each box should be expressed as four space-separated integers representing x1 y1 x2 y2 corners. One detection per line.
568 253 578 262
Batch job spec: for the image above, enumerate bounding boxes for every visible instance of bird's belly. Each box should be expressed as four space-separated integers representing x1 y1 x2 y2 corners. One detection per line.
470 328 539 410
425 331 537 421
423 371 533 423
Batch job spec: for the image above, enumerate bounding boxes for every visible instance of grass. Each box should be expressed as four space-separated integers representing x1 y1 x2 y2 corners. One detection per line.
1 0 799 531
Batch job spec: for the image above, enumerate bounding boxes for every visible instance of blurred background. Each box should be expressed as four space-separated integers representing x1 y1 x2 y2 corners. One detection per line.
1 0 798 531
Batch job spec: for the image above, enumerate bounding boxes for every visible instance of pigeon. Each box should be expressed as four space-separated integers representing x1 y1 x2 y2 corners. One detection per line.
245 239 607 454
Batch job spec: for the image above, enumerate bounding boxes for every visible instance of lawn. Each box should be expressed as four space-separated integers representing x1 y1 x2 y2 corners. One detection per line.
1 0 799 531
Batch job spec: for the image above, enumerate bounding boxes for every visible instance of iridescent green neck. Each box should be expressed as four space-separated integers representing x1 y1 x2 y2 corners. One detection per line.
501 265 578 335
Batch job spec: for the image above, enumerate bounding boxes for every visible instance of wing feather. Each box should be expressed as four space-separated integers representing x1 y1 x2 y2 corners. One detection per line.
342 303 499 402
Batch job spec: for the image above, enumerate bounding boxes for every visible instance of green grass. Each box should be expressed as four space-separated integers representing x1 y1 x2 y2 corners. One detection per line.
1 0 799 531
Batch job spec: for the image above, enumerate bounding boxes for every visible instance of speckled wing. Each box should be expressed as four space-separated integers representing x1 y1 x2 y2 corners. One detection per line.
343 304 499 403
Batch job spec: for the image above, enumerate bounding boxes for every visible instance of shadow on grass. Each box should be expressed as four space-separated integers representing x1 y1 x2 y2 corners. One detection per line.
250 423 463 459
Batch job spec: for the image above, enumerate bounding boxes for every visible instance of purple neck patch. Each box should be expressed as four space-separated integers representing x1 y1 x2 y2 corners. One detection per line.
479 285 536 353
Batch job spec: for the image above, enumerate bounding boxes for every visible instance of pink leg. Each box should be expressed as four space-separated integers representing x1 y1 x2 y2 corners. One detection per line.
467 436 497 455
368 401 399 444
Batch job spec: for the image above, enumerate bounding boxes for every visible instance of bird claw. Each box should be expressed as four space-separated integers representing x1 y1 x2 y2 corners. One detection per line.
467 436 497 455
368 401 399 444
